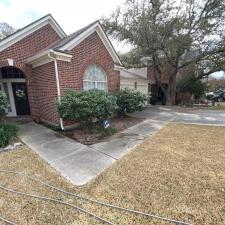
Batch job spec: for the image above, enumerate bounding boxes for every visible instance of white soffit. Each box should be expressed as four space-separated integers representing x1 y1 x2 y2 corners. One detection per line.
0 15 66 52
26 50 72 68
58 22 122 65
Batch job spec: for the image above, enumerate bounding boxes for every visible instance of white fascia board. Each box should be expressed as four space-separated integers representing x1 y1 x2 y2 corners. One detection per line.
59 22 122 65
29 56 54 68
27 50 72 68
96 25 122 65
26 49 51 63
0 15 66 52
59 26 97 51
54 51 73 62
114 64 125 71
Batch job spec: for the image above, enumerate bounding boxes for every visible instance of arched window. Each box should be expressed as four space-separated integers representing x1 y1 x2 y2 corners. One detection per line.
83 64 107 91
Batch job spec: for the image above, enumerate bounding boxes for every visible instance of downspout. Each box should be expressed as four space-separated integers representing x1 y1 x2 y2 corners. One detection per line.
48 50 64 130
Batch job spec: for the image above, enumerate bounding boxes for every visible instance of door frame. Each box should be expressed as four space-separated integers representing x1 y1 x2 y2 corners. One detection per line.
1 78 26 117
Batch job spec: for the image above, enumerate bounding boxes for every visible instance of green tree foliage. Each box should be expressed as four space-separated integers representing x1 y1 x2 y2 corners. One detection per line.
116 88 147 117
176 75 208 99
0 123 18 148
58 90 117 126
103 0 225 105
0 91 8 120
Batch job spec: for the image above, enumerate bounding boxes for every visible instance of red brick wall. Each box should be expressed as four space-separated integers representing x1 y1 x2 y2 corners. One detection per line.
0 24 62 121
32 62 59 124
57 31 120 95
0 24 61 63
0 26 121 126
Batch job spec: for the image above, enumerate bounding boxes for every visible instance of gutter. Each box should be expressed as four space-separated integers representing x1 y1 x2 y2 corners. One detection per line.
48 50 64 130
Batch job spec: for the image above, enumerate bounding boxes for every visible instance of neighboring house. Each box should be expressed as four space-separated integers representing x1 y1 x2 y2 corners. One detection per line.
117 66 150 94
0 14 122 129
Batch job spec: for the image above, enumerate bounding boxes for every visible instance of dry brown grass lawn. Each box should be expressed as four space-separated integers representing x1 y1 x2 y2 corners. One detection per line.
0 123 225 225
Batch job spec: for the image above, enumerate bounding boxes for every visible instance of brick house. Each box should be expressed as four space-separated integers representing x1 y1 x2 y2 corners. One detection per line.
0 14 122 129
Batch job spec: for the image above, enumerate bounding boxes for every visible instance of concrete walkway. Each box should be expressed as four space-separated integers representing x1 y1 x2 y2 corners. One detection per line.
18 118 166 186
19 107 225 186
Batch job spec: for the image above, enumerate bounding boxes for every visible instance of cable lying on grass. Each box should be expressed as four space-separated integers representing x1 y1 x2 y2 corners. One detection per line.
0 169 193 225
0 184 116 225
0 215 18 225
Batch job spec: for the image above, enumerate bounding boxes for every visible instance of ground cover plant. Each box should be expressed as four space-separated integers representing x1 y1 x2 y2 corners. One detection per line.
0 122 18 148
0 90 8 120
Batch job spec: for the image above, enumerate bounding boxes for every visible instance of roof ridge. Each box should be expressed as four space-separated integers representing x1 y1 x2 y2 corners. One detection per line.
53 20 99 50
0 14 66 44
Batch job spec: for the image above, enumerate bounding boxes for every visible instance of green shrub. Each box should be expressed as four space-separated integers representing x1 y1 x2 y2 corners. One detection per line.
58 89 117 126
176 75 208 100
0 91 8 120
116 88 147 117
0 123 18 148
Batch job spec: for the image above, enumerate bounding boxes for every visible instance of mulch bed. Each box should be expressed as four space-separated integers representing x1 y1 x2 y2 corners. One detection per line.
60 116 144 145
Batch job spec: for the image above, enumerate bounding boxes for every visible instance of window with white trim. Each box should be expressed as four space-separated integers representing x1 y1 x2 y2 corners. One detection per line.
83 64 107 91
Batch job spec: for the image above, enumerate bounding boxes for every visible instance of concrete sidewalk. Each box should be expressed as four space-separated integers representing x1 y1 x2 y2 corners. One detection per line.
18 107 225 186
18 119 165 186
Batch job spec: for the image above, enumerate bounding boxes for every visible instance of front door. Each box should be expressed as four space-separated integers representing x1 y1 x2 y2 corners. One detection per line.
12 82 30 115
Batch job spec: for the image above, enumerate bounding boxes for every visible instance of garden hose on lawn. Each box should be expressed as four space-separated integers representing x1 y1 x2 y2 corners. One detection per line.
0 184 116 225
0 215 18 225
0 169 193 225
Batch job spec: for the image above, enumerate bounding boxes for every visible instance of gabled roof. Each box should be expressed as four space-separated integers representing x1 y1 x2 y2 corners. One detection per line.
53 20 122 65
3 14 122 66
0 14 66 52
52 21 98 50
115 66 147 80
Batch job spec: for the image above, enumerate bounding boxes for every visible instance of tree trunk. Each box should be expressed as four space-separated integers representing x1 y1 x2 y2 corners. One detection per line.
165 71 177 105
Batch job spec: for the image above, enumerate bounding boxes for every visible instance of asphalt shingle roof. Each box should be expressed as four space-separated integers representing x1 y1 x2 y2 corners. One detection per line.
52 20 99 50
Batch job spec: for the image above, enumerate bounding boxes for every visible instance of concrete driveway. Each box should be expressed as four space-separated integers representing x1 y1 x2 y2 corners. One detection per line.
131 106 225 126
18 106 225 186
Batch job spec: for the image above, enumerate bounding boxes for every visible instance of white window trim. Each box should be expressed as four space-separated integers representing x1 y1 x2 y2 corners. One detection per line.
83 65 108 92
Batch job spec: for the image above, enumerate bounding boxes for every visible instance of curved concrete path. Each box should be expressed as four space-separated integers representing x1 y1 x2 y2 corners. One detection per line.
18 118 167 186
18 106 225 186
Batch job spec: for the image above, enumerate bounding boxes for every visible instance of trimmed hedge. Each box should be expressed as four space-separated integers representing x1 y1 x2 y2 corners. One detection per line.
0 123 18 148
58 89 117 126
116 88 147 117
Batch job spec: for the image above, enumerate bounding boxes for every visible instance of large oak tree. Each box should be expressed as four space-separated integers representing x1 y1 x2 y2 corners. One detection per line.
103 0 225 104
